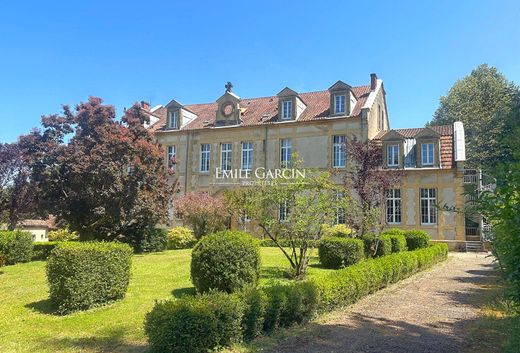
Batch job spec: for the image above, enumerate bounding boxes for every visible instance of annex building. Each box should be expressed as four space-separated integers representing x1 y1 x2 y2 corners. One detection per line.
145 74 478 250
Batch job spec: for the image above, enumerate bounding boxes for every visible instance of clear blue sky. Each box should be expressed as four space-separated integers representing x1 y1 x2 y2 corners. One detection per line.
1 0 519 143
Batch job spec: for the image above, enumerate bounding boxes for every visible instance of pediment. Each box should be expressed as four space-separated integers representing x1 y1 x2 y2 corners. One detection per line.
381 130 406 141
165 99 184 109
415 127 440 139
216 91 241 104
328 80 352 92
277 87 298 97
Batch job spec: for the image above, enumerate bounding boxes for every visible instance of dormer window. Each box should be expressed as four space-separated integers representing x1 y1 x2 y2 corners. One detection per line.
387 144 399 167
168 110 179 129
334 94 346 114
282 100 292 120
421 143 434 166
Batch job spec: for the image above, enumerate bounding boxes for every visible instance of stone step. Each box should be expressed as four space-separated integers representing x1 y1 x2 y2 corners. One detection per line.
466 236 481 242
466 241 483 252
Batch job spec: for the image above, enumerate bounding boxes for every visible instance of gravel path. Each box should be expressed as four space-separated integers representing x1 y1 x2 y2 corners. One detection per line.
268 252 496 353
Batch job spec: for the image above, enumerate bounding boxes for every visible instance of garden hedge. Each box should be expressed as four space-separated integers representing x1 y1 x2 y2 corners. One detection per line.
403 230 431 250
387 233 407 253
0 230 33 265
145 244 448 353
135 228 168 253
46 241 133 314
318 237 364 269
191 230 261 293
362 233 392 257
32 241 60 261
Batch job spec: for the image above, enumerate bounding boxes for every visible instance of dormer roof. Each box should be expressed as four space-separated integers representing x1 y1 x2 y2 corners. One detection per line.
328 80 352 92
277 87 298 97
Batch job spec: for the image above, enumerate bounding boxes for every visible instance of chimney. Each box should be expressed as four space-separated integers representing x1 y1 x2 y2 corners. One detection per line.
140 101 150 110
370 73 378 91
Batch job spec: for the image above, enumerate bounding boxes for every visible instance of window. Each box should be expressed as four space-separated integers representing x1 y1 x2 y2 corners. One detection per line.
421 143 434 166
241 142 253 171
334 94 346 114
333 135 346 168
168 110 178 129
167 145 176 170
420 188 437 224
387 144 399 167
335 191 346 224
280 139 292 168
279 200 289 222
282 100 292 120
386 189 402 224
200 144 210 172
220 143 232 171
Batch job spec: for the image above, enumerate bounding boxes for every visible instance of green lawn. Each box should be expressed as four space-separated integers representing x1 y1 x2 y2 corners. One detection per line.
0 248 331 353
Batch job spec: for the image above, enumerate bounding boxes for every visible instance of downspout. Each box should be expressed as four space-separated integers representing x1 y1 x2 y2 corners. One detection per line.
184 131 190 193
264 125 268 169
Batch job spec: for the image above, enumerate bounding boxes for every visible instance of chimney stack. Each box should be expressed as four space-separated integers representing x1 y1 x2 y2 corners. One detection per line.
141 101 150 110
370 73 378 91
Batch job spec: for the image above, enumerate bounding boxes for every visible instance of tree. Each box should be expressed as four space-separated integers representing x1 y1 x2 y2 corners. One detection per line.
0 142 39 229
174 192 228 239
225 171 339 279
344 140 401 241
19 97 175 246
428 64 520 172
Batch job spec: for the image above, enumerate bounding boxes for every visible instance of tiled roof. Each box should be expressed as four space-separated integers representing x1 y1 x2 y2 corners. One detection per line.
150 85 372 132
374 125 455 169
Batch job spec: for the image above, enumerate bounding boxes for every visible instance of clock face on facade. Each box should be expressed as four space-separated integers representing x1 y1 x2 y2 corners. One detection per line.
221 101 235 117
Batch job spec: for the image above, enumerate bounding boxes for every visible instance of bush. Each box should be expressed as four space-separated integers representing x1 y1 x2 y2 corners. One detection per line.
134 228 168 253
362 234 392 257
321 224 353 238
0 230 33 265
318 237 364 269
240 287 267 341
403 230 431 250
145 291 244 353
387 234 408 253
191 230 261 293
167 227 196 249
32 242 60 260
382 228 405 236
48 228 79 242
46 241 133 314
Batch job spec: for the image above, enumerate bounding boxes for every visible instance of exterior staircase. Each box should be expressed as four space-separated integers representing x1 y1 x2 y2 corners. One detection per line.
465 240 483 252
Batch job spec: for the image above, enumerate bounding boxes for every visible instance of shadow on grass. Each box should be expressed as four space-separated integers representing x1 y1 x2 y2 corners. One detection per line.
36 326 147 353
171 286 196 298
25 298 58 315
261 266 290 281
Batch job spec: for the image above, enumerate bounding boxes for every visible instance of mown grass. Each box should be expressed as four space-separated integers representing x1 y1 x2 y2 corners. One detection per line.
0 247 329 353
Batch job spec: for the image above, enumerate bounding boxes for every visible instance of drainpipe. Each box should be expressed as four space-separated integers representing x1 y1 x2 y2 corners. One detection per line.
184 131 190 193
264 125 268 169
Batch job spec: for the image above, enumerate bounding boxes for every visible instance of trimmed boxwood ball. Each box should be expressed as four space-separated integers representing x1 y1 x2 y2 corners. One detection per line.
0 230 33 265
404 230 431 250
318 237 364 269
46 241 132 314
191 230 261 293
362 234 392 257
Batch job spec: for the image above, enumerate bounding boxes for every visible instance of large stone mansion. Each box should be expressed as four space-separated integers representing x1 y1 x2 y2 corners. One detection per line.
144 74 475 250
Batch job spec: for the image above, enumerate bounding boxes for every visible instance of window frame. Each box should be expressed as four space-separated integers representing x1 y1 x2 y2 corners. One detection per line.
420 188 437 225
332 135 346 168
167 145 177 170
280 138 292 168
200 144 210 173
282 100 293 120
421 143 435 166
278 200 289 222
334 94 346 114
387 144 400 167
220 143 232 171
241 141 253 171
386 189 402 224
168 110 178 129
334 191 346 225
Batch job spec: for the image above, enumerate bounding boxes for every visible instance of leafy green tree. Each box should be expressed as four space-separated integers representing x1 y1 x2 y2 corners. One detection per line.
19 97 175 246
225 170 340 278
428 64 519 172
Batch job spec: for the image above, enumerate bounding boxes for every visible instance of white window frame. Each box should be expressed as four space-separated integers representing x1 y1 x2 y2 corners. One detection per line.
200 144 210 173
334 94 346 114
167 145 176 170
279 200 289 222
241 141 253 171
282 100 292 120
332 135 346 168
387 144 399 167
335 191 346 225
420 188 437 225
220 143 232 171
421 143 434 166
280 138 292 168
168 110 178 129
386 189 402 224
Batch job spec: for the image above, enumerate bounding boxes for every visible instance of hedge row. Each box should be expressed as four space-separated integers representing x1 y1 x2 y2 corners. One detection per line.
145 243 448 353
318 237 364 269
46 241 133 314
32 242 60 261
0 230 33 265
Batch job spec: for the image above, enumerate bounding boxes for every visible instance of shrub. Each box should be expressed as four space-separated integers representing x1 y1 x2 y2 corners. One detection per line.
48 228 79 242
362 234 392 257
318 237 364 269
191 230 261 293
0 230 33 265
382 228 405 236
145 291 244 353
240 287 267 341
321 224 353 238
46 241 132 314
403 230 431 250
134 228 168 253
387 234 408 253
167 227 196 249
32 242 60 260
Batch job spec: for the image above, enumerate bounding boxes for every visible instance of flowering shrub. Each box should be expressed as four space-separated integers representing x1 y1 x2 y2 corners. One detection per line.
175 193 228 239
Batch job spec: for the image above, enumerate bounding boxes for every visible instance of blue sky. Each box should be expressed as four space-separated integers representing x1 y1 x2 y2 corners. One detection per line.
1 0 519 143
